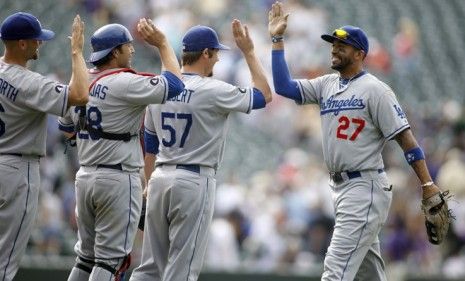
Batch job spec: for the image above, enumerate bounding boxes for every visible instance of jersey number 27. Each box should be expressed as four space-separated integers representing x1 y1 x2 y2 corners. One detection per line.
336 116 365 141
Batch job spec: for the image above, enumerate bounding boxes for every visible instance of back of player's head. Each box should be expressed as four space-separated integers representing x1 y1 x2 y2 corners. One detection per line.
182 25 229 52
0 12 54 41
88 23 133 63
321 25 369 55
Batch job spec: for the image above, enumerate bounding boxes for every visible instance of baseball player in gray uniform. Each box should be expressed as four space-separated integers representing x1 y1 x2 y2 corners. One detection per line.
58 19 184 281
129 20 272 281
0 13 88 281
269 2 446 280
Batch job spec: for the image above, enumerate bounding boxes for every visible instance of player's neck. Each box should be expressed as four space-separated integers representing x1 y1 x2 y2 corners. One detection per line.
339 65 364 80
2 51 28 67
182 65 207 77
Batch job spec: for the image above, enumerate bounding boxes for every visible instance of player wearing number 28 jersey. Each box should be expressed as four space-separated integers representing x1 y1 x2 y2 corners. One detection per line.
58 20 183 281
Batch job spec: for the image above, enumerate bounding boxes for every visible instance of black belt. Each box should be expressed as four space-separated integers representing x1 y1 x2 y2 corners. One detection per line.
96 163 123 171
0 153 40 158
0 153 23 157
176 164 200 174
329 169 384 184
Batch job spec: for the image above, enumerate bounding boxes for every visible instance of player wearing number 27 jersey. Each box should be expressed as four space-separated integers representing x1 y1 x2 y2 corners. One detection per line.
129 21 272 281
269 2 444 281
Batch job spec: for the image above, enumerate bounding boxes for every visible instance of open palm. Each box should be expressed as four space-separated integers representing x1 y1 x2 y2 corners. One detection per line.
268 1 289 36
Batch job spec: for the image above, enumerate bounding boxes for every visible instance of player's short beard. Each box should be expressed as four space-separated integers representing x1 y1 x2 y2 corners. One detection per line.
331 56 352 72
31 50 39 60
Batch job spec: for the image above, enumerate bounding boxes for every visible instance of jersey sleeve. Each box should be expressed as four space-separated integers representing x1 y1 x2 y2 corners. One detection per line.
121 73 168 105
144 105 157 135
371 89 410 140
144 105 159 154
213 81 253 114
24 73 69 116
58 107 77 133
295 75 326 105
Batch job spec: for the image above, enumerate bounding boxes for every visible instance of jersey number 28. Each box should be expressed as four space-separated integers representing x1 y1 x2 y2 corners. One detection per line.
336 116 365 141
161 112 192 148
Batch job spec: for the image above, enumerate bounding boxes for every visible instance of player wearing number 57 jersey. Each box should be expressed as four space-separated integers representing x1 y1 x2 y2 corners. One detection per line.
0 13 88 281
129 20 272 281
269 2 446 281
58 19 183 281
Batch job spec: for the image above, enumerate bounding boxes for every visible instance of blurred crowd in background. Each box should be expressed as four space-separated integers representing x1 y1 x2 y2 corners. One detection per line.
1 0 464 280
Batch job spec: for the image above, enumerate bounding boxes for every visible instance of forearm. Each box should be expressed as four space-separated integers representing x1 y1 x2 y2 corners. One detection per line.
144 153 156 185
243 51 272 103
68 52 89 106
271 49 301 102
395 129 433 184
157 42 182 79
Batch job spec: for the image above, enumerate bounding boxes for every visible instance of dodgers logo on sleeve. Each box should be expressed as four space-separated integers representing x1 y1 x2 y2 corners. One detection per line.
55 84 64 93
393 104 406 119
150 77 160 86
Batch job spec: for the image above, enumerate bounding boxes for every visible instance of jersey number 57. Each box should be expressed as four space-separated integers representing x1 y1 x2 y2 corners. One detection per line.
161 112 192 148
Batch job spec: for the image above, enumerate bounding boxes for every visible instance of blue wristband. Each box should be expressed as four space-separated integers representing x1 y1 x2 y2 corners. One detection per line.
404 147 425 165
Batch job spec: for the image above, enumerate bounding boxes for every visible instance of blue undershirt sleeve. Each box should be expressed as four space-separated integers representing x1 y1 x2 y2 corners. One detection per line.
252 88 266 109
272 50 302 103
161 71 185 99
144 131 159 154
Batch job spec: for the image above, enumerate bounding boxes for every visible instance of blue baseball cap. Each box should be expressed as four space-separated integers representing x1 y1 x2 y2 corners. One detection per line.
0 12 55 41
321 25 369 55
182 25 230 52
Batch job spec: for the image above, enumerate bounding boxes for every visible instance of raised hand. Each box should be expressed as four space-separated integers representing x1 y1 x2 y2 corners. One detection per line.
268 1 289 37
137 18 167 48
232 19 254 54
70 15 84 54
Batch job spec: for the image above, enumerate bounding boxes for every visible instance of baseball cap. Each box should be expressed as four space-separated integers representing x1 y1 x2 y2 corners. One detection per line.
182 25 230 52
321 25 369 55
0 12 55 41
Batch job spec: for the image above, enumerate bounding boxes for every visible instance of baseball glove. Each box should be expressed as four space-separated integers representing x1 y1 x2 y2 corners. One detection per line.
138 198 146 231
421 190 453 245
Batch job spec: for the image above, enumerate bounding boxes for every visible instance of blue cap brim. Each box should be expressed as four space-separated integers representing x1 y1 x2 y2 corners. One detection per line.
217 43 230 50
35 29 55 41
321 34 364 52
321 34 340 44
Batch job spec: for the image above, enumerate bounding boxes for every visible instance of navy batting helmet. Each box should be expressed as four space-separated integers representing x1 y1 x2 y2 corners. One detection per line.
88 23 133 63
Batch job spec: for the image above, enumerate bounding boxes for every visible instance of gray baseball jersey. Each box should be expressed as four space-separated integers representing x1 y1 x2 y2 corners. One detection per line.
296 72 410 172
145 74 253 169
0 58 68 281
296 71 405 281
59 68 168 281
0 58 69 156
59 68 168 170
130 73 253 281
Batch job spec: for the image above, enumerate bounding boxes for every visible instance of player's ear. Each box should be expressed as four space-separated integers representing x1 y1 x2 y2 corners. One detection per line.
18 40 27 50
201 48 209 57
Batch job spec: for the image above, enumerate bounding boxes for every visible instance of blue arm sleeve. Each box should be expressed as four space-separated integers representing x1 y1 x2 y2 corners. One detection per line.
161 71 185 99
252 88 266 109
144 131 159 154
272 50 302 103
